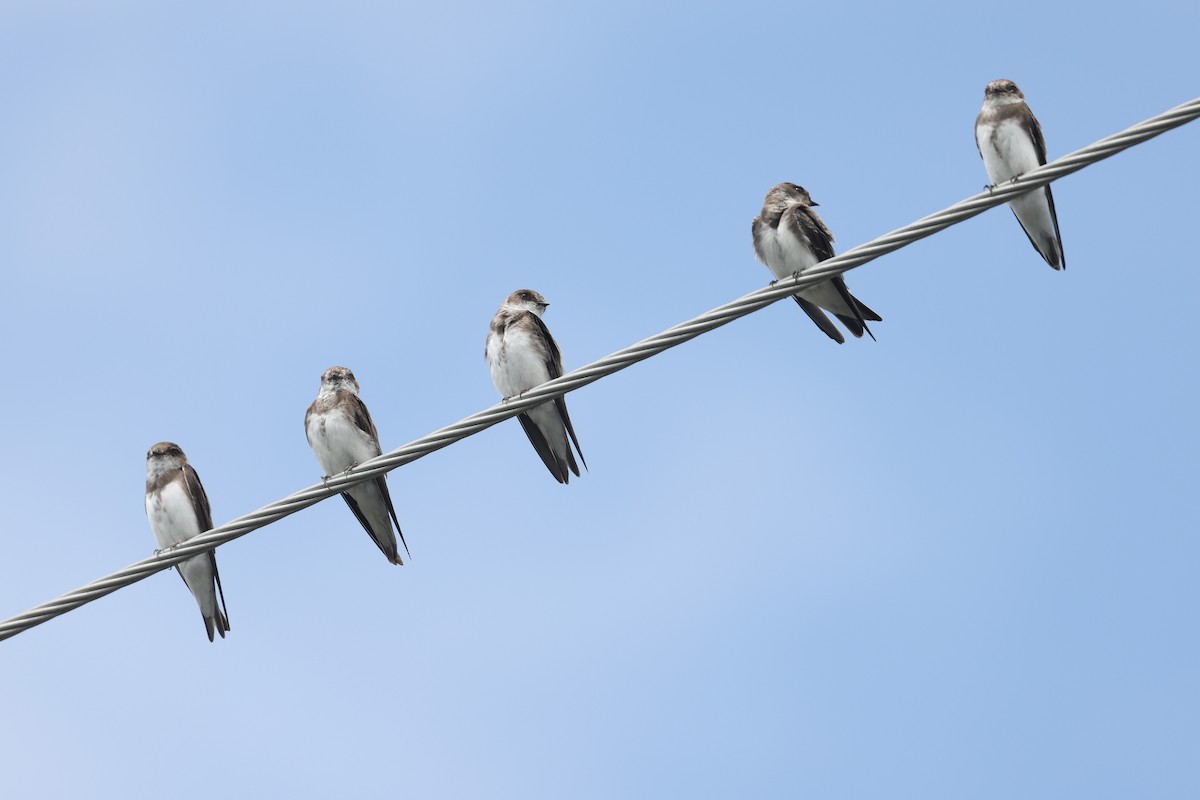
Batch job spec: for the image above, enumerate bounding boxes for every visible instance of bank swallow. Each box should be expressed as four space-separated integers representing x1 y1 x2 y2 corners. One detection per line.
752 183 882 344
305 366 409 565
145 442 230 642
975 78 1066 269
486 290 587 483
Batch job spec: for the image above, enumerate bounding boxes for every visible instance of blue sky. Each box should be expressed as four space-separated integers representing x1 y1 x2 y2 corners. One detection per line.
2 2 1197 797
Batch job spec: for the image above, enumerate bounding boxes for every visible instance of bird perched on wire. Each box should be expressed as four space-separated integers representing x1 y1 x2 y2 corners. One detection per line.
305 366 410 565
486 289 587 483
752 182 881 343
975 78 1066 269
144 442 230 642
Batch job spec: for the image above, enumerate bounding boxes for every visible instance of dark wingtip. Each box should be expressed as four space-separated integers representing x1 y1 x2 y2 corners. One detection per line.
856 314 877 341
516 412 569 483
795 296 846 344
830 279 878 343
209 607 230 641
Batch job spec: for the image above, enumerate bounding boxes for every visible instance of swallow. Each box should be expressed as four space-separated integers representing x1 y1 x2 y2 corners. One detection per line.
485 289 587 483
305 366 409 565
975 78 1066 269
145 442 230 642
752 182 882 343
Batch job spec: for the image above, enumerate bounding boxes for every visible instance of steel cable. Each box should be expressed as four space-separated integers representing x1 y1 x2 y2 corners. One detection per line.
2 95 1197 642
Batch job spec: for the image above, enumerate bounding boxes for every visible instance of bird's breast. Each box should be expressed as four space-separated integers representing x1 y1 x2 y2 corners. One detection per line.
489 327 550 398
146 480 202 549
980 118 1039 183
307 410 377 474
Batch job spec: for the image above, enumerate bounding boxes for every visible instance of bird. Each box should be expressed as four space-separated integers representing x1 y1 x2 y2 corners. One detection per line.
485 289 587 483
305 366 409 565
752 182 882 344
975 78 1066 269
144 442 230 642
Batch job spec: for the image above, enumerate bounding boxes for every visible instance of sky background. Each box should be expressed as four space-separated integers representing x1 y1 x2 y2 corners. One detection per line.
2 2 1197 798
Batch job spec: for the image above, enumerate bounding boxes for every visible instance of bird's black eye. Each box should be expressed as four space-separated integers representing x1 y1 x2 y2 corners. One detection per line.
1008 85 1018 93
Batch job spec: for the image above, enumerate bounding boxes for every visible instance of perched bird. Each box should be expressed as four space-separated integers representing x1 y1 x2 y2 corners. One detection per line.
752 183 882 344
144 442 230 642
486 289 587 483
305 366 409 565
975 78 1066 269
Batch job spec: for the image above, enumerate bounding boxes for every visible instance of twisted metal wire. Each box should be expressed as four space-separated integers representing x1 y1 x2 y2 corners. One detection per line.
2 96 1197 643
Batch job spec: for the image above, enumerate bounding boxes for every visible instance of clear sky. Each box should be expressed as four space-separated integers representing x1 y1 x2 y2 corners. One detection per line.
2 2 1197 798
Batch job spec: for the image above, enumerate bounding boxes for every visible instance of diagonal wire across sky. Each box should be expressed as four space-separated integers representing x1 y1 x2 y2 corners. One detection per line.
2 95 1198 643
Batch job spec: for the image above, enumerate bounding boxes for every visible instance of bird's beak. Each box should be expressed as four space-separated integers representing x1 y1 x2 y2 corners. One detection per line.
810 201 819 207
